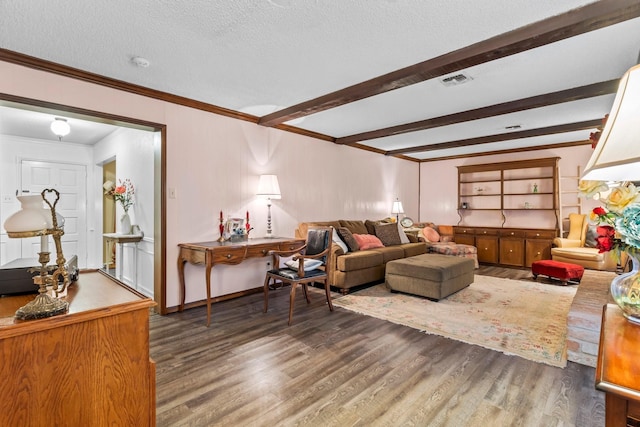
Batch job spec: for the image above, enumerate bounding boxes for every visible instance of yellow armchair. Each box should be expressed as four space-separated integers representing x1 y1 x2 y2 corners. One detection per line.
553 213 588 248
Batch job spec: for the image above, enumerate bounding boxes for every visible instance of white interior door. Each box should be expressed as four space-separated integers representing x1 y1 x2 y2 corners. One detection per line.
21 160 87 267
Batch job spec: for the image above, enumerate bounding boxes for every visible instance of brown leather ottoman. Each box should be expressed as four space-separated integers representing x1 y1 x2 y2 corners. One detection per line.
385 253 475 300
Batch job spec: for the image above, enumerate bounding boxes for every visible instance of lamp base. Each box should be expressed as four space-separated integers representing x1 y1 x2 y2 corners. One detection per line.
15 292 68 320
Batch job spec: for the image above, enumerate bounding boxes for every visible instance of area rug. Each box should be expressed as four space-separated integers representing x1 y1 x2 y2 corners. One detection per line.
333 275 577 368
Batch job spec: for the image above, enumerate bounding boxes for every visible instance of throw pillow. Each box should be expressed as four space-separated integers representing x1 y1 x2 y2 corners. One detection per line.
585 225 598 248
374 222 402 246
365 219 381 235
422 226 440 242
337 227 360 251
397 221 410 244
339 220 368 235
353 233 385 250
285 258 323 271
332 232 349 253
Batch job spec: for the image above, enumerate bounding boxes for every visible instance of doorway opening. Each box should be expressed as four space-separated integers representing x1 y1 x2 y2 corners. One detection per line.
0 96 165 310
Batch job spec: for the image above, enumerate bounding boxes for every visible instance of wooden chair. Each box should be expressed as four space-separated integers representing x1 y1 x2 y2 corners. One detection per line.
263 227 334 325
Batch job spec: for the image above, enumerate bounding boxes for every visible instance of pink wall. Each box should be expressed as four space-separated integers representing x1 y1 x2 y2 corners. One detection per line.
0 60 419 308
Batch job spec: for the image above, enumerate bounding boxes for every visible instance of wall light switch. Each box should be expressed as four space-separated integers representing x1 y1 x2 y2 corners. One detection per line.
169 187 177 199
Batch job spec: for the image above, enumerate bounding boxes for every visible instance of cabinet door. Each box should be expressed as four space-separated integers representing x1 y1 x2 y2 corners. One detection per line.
476 236 498 264
454 234 476 246
525 239 552 267
500 238 524 266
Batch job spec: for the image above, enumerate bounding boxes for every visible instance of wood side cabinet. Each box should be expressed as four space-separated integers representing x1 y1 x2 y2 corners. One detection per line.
0 271 156 427
454 226 556 268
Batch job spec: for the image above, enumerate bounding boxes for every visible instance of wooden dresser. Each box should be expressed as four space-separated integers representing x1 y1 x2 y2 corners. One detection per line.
0 271 156 426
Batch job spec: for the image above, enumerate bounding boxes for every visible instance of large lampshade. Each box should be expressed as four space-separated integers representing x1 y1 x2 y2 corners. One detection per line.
3 194 52 234
582 64 640 181
256 175 281 199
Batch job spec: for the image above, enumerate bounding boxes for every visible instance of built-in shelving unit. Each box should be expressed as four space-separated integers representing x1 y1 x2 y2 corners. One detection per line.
456 158 560 268
457 157 559 228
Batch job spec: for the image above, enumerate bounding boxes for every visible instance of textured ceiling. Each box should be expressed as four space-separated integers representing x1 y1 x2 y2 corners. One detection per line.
1 0 639 159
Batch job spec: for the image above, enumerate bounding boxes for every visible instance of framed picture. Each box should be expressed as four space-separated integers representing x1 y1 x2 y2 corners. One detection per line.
224 217 245 238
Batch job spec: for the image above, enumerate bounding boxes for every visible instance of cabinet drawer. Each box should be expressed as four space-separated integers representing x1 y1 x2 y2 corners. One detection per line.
279 241 305 252
525 230 556 239
211 247 248 264
476 228 498 236
246 244 274 258
454 227 475 235
499 229 525 238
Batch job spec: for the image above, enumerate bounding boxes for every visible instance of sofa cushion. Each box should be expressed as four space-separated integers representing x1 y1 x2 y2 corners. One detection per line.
374 222 402 246
337 227 359 252
402 242 428 257
339 220 368 235
353 233 385 250
551 247 606 262
371 246 405 263
336 250 384 272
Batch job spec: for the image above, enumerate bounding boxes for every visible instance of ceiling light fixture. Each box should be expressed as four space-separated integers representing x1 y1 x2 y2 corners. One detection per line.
131 56 150 68
50 118 70 141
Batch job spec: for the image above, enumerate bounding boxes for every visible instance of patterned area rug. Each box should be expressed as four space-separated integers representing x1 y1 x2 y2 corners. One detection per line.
333 275 577 368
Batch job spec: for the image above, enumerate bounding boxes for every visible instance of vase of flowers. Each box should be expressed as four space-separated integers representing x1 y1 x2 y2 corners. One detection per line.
580 180 640 323
104 179 135 234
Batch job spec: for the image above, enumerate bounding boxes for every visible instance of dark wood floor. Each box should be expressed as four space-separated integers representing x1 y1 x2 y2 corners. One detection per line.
150 266 605 426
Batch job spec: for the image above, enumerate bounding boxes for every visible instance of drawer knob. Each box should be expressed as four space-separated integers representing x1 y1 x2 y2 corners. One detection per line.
510 232 514 235
509 249 513 253
226 254 232 259
537 251 541 255
262 249 267 254
483 231 487 234
536 233 540 237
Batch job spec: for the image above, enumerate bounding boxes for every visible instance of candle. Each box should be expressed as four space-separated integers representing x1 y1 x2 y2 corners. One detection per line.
219 210 223 222
246 210 249 222
40 235 49 253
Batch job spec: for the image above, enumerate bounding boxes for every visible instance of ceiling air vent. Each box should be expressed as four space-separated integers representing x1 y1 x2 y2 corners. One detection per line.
439 72 472 87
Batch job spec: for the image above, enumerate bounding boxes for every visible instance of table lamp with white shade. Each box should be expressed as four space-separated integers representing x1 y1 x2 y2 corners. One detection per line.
256 174 281 238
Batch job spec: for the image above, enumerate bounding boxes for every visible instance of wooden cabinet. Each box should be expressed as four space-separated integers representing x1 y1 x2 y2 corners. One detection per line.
596 304 640 426
457 157 559 228
476 235 499 264
0 271 156 427
499 230 525 266
525 230 555 267
454 226 555 268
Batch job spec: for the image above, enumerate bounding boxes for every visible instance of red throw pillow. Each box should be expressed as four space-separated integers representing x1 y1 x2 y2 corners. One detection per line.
353 233 384 250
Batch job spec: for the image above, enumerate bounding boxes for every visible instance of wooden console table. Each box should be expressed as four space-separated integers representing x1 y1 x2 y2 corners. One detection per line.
0 271 156 426
177 237 305 326
596 304 640 426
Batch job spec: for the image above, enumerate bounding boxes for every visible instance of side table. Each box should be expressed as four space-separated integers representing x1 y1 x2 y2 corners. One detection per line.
103 233 144 284
596 304 640 426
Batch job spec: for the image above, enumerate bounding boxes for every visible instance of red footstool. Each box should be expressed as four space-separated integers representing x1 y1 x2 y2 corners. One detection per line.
531 260 584 285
